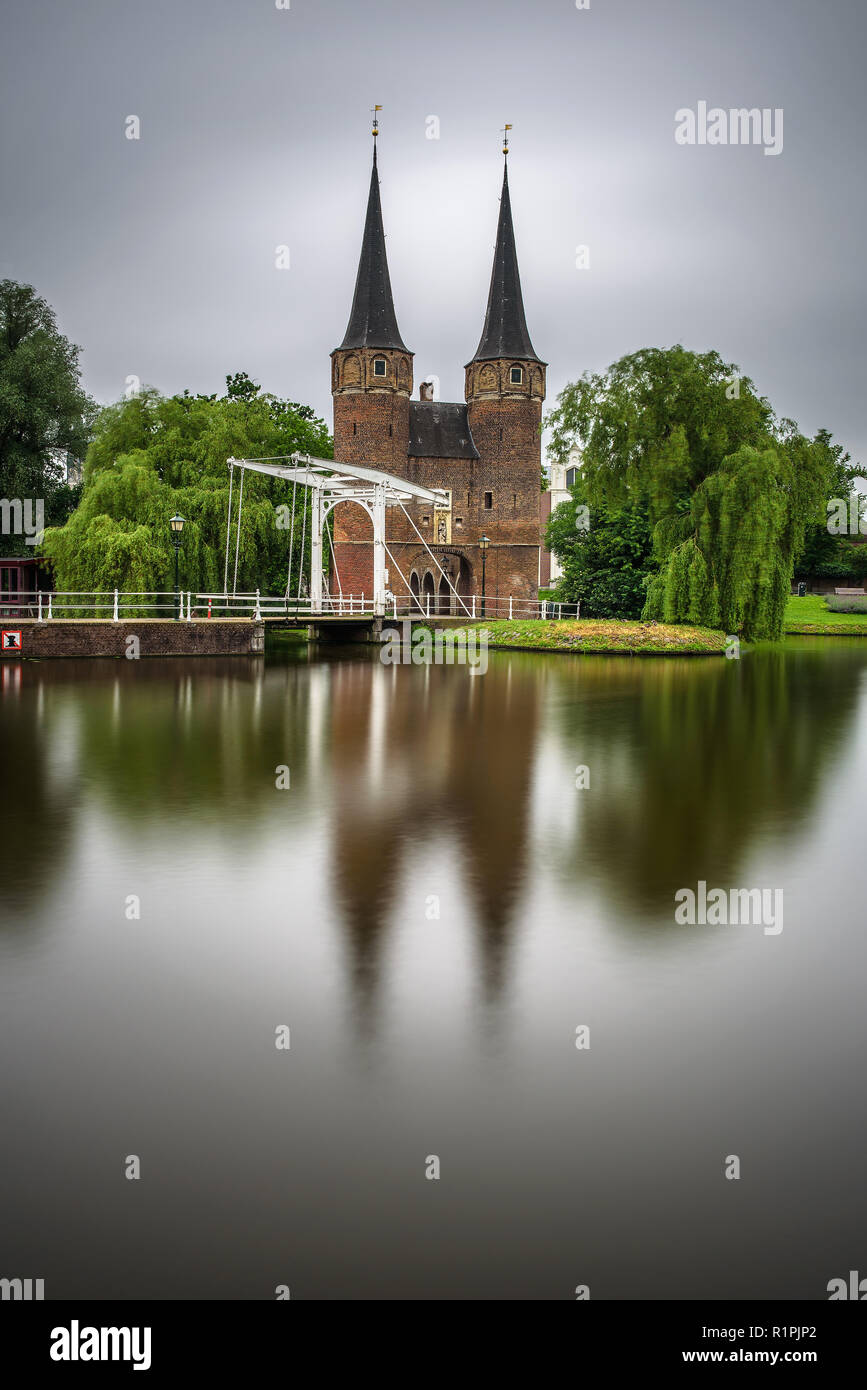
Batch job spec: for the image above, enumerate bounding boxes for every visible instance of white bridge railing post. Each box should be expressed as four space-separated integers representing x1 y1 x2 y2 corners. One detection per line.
37 591 43 622
509 595 513 620
113 589 119 622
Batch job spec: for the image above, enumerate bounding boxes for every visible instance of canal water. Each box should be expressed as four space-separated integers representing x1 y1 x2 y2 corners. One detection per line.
1 637 865 1299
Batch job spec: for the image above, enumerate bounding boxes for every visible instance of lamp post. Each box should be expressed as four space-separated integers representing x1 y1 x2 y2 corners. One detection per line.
479 534 490 618
169 514 185 618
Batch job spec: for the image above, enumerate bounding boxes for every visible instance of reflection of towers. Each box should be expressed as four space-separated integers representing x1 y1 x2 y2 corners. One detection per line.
328 656 539 1029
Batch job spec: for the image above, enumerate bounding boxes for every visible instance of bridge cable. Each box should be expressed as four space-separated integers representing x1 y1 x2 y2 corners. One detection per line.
232 463 246 598
223 461 234 598
324 504 343 607
296 459 309 604
395 498 473 617
382 541 427 616
285 471 298 609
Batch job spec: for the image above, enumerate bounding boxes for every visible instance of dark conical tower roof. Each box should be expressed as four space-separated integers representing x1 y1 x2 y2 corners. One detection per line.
470 161 539 363
338 147 409 353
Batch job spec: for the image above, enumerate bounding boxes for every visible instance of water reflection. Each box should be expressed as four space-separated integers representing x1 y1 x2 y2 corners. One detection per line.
538 644 865 917
327 660 538 1022
2 640 865 977
2 638 867 1298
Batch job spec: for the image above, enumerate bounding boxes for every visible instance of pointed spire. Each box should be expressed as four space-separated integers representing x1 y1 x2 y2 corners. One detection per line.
469 158 539 363
338 140 409 353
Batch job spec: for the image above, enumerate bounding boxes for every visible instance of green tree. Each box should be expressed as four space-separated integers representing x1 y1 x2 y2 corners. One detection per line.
546 346 843 639
545 478 655 619
41 377 332 598
0 280 95 554
794 431 865 583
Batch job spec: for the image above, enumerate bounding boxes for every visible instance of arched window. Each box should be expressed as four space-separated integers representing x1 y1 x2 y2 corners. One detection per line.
566 466 578 488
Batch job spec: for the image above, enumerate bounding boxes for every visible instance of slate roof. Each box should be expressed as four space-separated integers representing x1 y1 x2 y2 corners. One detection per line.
338 148 410 353
408 401 479 459
469 162 540 364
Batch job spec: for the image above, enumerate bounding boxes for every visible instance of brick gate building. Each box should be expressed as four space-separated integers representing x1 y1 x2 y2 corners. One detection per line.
330 142 546 610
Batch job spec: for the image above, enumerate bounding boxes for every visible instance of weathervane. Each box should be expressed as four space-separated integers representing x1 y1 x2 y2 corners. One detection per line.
372 105 382 141
501 123 512 156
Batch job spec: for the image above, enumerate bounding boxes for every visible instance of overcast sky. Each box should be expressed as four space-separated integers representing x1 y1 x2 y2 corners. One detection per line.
2 0 865 467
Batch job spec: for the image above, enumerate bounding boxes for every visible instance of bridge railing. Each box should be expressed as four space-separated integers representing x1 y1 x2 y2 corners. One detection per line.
0 590 180 620
387 595 580 621
0 590 580 623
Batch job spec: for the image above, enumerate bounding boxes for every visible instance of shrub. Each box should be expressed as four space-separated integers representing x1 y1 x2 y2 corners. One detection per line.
824 595 867 613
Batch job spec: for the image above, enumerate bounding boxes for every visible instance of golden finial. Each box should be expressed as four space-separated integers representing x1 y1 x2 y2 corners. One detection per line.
372 105 382 140
501 123 512 156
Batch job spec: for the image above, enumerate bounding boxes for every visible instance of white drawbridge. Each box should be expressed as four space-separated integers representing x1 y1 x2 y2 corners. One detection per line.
223 452 472 618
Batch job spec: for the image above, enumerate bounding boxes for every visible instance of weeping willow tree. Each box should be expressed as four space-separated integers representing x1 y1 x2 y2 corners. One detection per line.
41 375 332 598
546 347 842 640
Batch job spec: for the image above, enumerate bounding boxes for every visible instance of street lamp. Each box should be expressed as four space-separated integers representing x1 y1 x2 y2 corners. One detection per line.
169 514 185 619
479 534 491 617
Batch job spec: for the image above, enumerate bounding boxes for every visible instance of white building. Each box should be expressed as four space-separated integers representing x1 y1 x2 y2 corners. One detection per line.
540 446 581 586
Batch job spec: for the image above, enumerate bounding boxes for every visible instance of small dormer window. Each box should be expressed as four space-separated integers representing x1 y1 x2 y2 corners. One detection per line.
373 358 387 378
510 365 523 385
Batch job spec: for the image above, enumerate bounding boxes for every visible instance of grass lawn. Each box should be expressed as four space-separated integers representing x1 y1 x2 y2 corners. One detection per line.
414 619 728 655
784 595 867 635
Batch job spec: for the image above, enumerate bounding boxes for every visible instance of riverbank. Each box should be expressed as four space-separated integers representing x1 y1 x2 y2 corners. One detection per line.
784 595 867 636
412 618 728 655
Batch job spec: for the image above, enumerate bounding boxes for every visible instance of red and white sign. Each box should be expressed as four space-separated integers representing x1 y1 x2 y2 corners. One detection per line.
2 629 22 651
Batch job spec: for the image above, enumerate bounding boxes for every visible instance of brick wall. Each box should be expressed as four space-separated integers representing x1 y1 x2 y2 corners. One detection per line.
331 345 414 597
0 620 265 659
329 353 545 602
